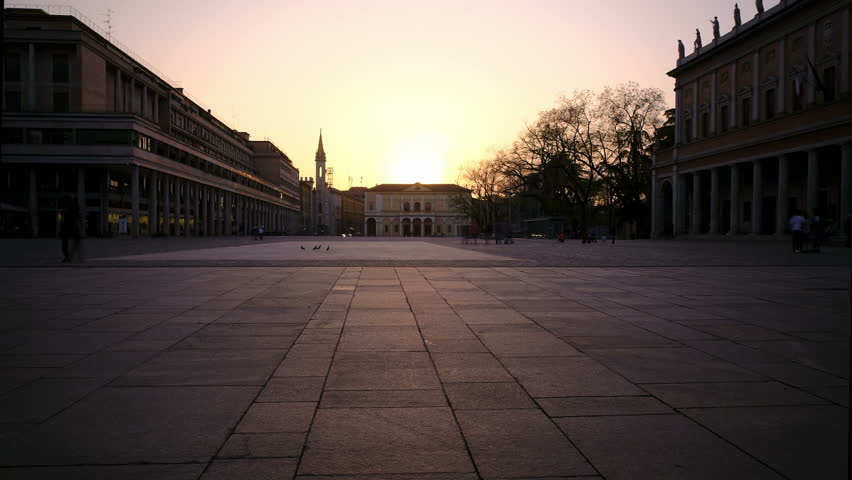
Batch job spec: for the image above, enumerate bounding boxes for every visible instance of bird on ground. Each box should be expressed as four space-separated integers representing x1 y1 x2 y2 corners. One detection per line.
313 245 321 250
326 245 330 251
300 245 305 250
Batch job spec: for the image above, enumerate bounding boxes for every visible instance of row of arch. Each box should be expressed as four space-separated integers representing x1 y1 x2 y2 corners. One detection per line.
367 217 435 236
403 201 432 212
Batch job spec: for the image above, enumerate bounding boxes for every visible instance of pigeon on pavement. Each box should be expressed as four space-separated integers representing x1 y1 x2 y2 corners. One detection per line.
300 245 305 250
326 245 331 251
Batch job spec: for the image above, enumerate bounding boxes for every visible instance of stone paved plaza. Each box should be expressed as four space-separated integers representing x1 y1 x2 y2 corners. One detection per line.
0 239 848 479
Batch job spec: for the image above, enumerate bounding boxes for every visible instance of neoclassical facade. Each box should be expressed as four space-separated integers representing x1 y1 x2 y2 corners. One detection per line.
364 183 471 237
1 7 301 237
652 0 852 238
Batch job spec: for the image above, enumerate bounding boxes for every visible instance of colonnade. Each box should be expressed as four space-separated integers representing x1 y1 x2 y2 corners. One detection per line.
655 142 852 237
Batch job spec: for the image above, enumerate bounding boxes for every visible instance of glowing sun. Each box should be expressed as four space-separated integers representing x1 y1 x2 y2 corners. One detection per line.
387 131 449 184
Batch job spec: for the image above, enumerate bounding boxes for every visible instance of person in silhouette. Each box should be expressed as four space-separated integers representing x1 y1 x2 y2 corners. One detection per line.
59 194 81 263
734 3 742 27
694 29 702 52
711 17 720 40
789 210 806 253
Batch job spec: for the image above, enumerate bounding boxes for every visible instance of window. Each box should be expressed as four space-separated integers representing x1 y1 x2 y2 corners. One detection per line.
701 112 709 138
4 91 22 112
823 66 836 102
436 225 441 233
384 224 389 233
414 202 421 211
368 202 375 211
52 54 69 82
76 129 132 145
394 224 399 232
720 105 729 132
684 119 692 142
4 53 21 81
1 128 23 143
425 202 432 212
764 89 775 119
741 98 751 127
404 202 410 212
53 91 69 112
43 129 73 144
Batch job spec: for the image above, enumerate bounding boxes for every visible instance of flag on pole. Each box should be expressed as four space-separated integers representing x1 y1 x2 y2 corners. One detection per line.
807 58 825 92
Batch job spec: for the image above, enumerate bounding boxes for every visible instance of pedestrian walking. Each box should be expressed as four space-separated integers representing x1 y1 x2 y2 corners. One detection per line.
255 225 264 240
789 210 806 253
59 194 81 263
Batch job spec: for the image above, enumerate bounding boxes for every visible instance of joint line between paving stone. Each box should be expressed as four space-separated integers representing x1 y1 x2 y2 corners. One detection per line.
408 267 485 480
196 265 343 479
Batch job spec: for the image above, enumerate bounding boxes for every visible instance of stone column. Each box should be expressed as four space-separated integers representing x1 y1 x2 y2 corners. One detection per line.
729 163 740 235
730 61 737 126
28 167 38 237
692 80 699 140
130 78 136 114
142 86 148 118
674 88 681 144
77 167 87 238
163 176 171 237
841 143 851 224
807 150 819 215
149 173 158 235
200 186 207 236
776 155 789 234
842 7 850 94
709 167 720 234
115 69 123 112
173 177 181 236
710 72 717 135
184 180 192 237
752 52 760 122
225 192 233 235
777 38 786 114
651 175 660 239
27 43 36 111
671 166 680 236
807 24 816 104
236 195 243 236
207 187 215 236
692 172 702 234
751 159 763 234
153 92 159 123
193 183 200 236
101 169 110 236
131 165 140 238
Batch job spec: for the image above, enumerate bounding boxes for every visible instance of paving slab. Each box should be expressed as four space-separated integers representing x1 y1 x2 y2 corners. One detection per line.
0 386 258 465
218 432 306 458
555 414 783 479
200 458 298 479
502 356 645 397
298 407 474 475
113 349 285 386
456 409 595 478
684 405 849 480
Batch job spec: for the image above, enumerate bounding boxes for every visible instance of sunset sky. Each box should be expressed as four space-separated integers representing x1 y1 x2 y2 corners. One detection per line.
16 0 779 186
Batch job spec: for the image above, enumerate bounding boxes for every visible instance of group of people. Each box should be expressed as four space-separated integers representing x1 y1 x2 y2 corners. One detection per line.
788 210 825 253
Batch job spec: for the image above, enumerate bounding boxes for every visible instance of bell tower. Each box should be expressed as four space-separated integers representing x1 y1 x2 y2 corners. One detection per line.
314 130 329 233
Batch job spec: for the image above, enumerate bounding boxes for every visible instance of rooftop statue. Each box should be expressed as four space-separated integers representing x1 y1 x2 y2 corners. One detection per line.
711 16 720 40
734 3 742 26
694 29 702 52
756 0 764 15
678 39 685 59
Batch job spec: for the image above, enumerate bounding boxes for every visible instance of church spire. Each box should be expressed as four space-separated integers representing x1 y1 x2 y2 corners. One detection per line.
315 129 326 163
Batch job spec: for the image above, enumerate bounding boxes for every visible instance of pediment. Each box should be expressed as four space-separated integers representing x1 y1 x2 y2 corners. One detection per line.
404 183 432 192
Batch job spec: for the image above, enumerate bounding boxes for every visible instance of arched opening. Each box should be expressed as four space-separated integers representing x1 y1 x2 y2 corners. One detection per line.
414 202 421 212
404 202 411 212
424 218 433 236
425 202 432 212
413 218 422 237
367 218 376 237
402 218 411 236
661 180 673 238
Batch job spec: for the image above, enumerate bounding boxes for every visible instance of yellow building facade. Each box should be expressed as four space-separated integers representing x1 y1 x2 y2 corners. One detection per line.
364 183 471 237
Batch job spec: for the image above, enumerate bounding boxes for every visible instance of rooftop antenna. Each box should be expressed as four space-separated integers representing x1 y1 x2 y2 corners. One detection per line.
103 9 114 41
348 176 353 189
360 176 363 186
